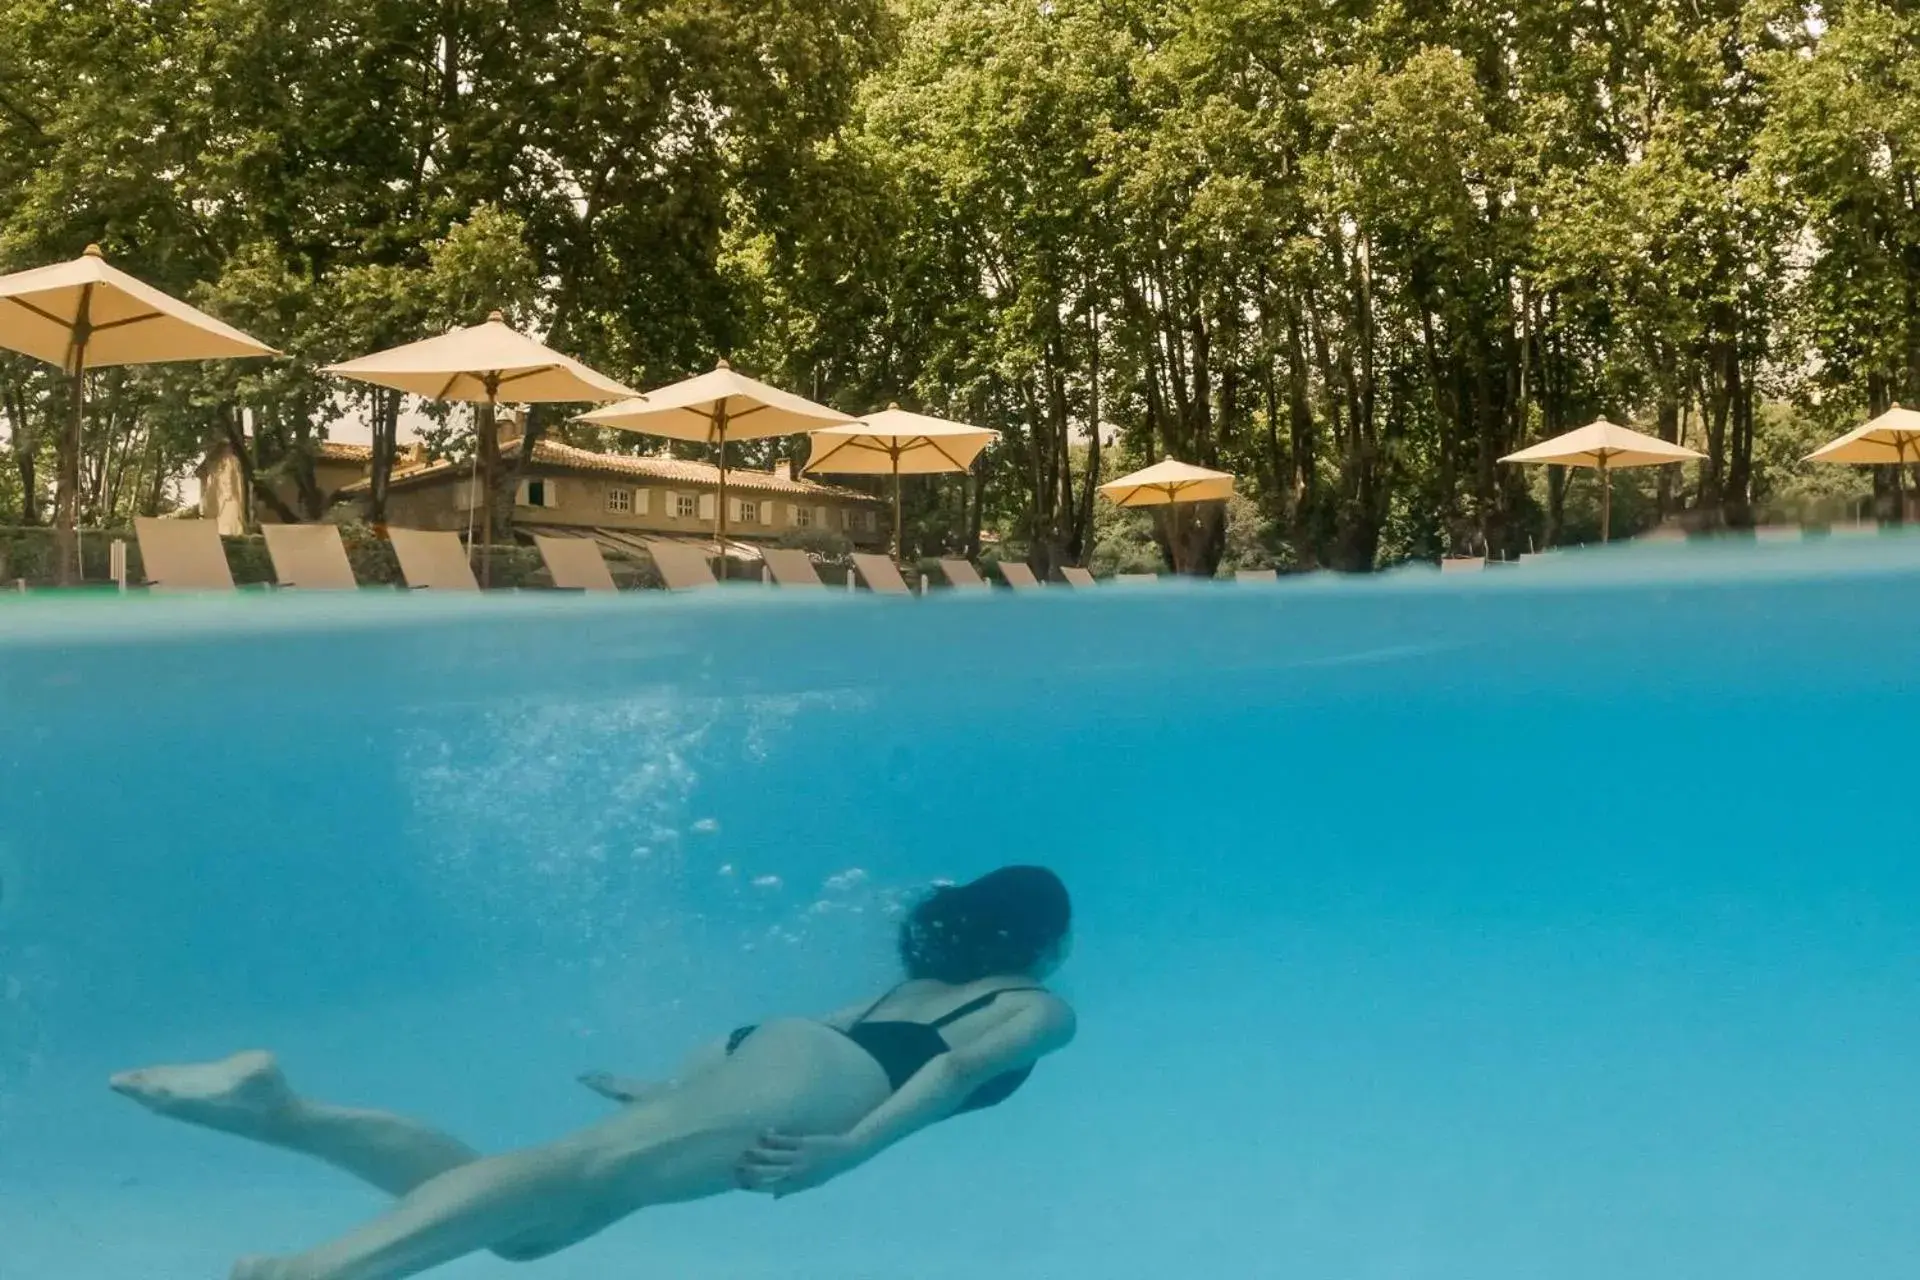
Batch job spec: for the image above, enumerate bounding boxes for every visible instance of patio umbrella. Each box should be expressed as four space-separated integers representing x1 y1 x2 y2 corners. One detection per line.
1097 457 1236 574
804 404 999 560
0 244 277 583
1500 418 1704 542
576 359 851 574
324 311 638 585
1805 404 1920 521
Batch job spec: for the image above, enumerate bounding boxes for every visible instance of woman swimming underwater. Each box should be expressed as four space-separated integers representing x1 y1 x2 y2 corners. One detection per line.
110 866 1077 1280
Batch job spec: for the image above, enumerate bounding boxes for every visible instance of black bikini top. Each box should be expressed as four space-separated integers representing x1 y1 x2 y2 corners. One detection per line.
844 985 1048 1115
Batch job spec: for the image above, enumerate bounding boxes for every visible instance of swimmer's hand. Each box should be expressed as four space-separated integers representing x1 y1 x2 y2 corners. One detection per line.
577 1071 660 1105
735 1131 861 1197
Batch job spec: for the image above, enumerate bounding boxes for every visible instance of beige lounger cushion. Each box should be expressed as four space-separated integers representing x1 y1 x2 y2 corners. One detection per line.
939 558 988 589
850 552 911 595
134 517 235 591
262 524 358 589
1235 568 1277 582
534 535 618 591
644 539 718 590
762 547 824 588
1060 566 1096 587
997 561 1041 590
387 528 479 590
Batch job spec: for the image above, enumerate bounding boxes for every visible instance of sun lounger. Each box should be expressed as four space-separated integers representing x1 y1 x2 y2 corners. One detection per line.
1235 568 1277 583
534 534 618 591
644 539 718 590
1060 566 1096 587
997 561 1042 590
850 552 912 595
1440 557 1486 573
262 524 359 589
762 547 825 589
1116 572 1158 584
938 558 989 590
387 528 479 590
134 517 235 591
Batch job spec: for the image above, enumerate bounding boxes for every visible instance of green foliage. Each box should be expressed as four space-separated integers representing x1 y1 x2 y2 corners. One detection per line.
777 527 855 565
1 0 1915 574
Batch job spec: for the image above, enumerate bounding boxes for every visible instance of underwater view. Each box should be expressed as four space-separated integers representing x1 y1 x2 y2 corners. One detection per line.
3 545 1917 1279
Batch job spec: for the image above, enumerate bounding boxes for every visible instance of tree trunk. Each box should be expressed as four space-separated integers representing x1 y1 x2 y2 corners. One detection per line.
1 369 41 525
221 408 300 525
368 388 400 525
1654 397 1680 522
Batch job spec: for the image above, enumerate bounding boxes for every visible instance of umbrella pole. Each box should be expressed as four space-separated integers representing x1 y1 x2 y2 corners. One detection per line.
714 407 730 581
55 288 95 586
892 450 903 564
1898 440 1909 524
476 379 500 588
1599 456 1611 543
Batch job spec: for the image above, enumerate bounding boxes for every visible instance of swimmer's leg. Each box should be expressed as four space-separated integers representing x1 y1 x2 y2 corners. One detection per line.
231 1020 891 1280
110 1051 478 1196
227 1104 750 1280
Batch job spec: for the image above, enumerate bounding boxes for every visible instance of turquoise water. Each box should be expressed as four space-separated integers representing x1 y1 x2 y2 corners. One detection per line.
2 545 1916 1278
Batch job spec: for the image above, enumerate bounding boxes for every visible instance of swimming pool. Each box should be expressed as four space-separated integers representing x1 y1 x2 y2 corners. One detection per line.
3 544 1916 1279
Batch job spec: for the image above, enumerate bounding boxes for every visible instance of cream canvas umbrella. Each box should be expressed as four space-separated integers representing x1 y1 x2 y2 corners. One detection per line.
578 359 852 572
0 244 277 582
324 311 638 585
1805 404 1920 520
1097 457 1236 574
1500 418 1704 542
804 404 999 560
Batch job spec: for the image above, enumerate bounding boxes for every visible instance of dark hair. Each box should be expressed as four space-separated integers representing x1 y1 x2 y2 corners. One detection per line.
898 866 1071 984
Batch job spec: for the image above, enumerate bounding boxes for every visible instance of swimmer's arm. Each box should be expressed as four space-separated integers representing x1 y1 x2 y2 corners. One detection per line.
587 1001 867 1105
843 997 1076 1161
580 1029 736 1105
741 997 1076 1193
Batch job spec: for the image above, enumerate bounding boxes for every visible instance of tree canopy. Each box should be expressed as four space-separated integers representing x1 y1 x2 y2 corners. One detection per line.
2 0 1915 573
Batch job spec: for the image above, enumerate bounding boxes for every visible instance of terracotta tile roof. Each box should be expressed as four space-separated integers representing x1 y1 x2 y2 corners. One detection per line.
198 438 372 477
338 436 882 503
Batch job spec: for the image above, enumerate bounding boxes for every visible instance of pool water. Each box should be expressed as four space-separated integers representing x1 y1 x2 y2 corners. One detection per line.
2 544 1916 1279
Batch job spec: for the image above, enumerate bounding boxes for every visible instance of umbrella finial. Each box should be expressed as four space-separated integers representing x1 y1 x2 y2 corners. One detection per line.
487 310 505 323
715 356 731 371
888 401 902 411
83 243 104 259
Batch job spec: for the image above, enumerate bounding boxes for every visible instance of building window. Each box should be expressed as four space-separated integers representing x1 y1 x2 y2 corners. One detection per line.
739 500 758 525
516 479 558 509
606 486 633 514
795 505 813 529
676 493 697 519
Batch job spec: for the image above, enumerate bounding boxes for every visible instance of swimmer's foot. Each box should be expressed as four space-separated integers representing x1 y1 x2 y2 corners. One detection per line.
109 1050 294 1134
